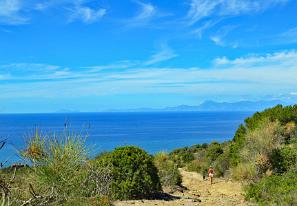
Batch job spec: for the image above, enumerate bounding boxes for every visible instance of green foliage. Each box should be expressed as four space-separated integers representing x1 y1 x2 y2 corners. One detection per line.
154 152 182 188
271 143 297 174
169 147 195 167
206 141 223 162
234 120 284 180
15 131 112 205
246 172 297 205
28 132 88 196
230 105 297 168
244 105 297 130
231 163 257 181
213 150 231 177
186 159 208 175
102 146 161 200
229 124 247 166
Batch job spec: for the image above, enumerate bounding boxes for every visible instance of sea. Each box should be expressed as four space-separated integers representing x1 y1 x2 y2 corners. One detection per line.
0 112 252 165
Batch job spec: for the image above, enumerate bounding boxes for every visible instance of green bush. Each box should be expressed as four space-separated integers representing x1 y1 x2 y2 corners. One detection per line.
169 147 195 167
271 145 297 173
229 124 247 166
103 146 161 200
236 120 284 180
246 172 297 205
186 159 208 176
231 162 257 181
229 105 297 169
154 152 182 188
206 141 223 162
213 151 230 177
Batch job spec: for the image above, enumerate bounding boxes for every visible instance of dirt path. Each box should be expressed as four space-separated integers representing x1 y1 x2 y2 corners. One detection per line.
114 169 254 206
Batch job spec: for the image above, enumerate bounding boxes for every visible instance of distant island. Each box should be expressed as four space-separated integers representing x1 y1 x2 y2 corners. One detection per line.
107 100 290 112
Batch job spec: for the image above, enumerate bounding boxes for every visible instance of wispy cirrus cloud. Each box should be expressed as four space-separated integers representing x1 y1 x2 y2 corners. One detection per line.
191 19 222 39
144 43 178 65
0 0 107 25
68 6 106 24
187 0 289 25
133 0 156 21
0 0 28 25
209 25 238 47
277 26 297 44
82 43 178 69
82 61 138 72
0 63 71 81
37 0 107 24
1 50 297 101
123 0 157 26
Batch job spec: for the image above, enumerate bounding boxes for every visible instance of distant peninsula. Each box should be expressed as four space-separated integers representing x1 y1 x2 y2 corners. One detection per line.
107 100 290 112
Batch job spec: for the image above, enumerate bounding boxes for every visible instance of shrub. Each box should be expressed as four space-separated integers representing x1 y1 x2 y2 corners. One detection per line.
154 152 181 188
104 146 161 200
169 148 195 167
206 141 223 162
231 163 257 181
84 158 113 200
21 130 91 205
229 124 247 166
213 151 230 177
186 159 208 177
271 144 297 173
238 120 284 179
246 172 297 205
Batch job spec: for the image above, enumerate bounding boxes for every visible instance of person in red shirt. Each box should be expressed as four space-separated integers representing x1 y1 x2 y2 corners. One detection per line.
208 166 214 184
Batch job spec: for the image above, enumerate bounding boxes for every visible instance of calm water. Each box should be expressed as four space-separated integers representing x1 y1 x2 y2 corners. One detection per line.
0 112 252 164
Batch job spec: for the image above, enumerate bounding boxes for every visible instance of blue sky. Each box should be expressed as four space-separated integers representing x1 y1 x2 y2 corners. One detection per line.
0 0 297 113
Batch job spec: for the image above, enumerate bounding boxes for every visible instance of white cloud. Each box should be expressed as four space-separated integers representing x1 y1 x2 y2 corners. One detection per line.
34 0 88 10
0 63 69 80
289 92 297 96
81 44 177 70
191 19 221 38
1 50 297 100
214 50 297 67
144 44 178 65
187 0 289 25
0 0 28 25
124 0 158 26
210 36 225 46
134 0 156 21
209 25 238 47
277 27 297 44
68 5 106 24
0 0 107 25
82 61 137 72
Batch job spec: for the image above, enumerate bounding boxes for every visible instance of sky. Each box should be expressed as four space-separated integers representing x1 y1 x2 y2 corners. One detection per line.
0 0 297 113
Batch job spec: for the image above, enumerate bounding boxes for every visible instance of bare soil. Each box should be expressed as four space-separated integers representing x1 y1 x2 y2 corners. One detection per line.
114 169 255 206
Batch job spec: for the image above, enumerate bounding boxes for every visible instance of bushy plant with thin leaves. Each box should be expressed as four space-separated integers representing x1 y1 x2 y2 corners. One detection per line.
154 152 181 188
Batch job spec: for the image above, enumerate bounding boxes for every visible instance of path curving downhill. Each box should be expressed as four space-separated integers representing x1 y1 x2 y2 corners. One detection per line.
114 169 255 206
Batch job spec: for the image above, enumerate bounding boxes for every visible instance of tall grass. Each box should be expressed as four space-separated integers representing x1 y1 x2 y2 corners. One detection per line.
18 129 113 205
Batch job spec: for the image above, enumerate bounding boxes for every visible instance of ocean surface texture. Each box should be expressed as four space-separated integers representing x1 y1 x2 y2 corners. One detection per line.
0 112 252 163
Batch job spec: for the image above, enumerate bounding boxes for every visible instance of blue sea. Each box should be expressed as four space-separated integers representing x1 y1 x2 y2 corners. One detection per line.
0 112 252 164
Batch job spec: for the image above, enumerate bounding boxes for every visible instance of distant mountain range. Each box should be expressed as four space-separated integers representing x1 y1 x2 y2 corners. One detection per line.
110 100 292 112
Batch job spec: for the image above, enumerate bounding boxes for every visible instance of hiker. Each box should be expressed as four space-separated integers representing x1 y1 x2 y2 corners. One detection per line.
208 166 214 184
